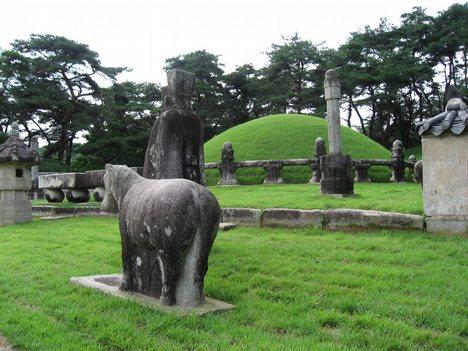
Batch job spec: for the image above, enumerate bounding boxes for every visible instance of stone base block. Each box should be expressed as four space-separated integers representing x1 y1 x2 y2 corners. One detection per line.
221 208 262 226
324 209 424 231
426 216 468 234
320 154 354 195
70 274 234 315
262 209 323 228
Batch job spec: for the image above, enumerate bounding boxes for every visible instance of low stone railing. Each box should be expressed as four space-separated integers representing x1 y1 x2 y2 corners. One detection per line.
37 139 419 203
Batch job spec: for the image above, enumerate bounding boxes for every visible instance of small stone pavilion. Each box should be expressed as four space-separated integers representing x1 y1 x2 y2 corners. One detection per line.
0 122 41 226
416 87 467 233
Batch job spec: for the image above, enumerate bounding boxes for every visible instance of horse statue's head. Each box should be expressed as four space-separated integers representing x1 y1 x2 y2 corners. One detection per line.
102 164 140 212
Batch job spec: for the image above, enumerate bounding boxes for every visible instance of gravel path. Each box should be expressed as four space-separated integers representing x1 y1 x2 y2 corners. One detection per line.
0 335 16 351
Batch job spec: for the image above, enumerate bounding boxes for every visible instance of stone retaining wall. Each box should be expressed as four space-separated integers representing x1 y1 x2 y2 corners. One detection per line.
33 206 425 231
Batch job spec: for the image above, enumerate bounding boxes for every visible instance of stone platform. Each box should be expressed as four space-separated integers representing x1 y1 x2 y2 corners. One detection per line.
70 274 234 315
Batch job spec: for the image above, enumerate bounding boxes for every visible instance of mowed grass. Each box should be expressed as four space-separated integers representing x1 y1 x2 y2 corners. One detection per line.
210 182 423 214
0 217 467 350
33 183 423 214
204 114 392 184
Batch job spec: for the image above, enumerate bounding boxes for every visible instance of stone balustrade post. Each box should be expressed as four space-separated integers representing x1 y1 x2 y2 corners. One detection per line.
263 162 284 184
217 142 238 185
354 163 371 182
390 140 405 182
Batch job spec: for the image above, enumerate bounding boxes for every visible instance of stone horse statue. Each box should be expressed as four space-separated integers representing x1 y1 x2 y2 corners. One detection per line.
103 164 220 307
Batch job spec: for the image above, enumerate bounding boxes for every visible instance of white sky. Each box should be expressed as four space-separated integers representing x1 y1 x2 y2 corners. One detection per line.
0 0 460 86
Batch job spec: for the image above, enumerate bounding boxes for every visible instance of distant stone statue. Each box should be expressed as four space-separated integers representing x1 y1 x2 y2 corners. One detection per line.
143 69 205 185
218 142 238 185
103 164 220 307
310 137 326 183
389 140 405 182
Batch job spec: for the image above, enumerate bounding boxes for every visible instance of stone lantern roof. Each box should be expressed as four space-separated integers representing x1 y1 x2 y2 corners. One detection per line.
416 86 468 136
0 122 41 164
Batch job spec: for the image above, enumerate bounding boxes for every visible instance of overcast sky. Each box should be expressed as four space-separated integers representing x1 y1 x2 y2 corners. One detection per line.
1 0 460 86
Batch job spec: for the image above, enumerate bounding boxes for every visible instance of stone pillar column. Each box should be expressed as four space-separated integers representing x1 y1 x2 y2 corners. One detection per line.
309 137 326 183
320 69 354 195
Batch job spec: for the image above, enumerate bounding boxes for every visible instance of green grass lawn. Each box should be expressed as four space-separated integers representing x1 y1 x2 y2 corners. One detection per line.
204 114 392 184
34 183 423 215
0 217 466 350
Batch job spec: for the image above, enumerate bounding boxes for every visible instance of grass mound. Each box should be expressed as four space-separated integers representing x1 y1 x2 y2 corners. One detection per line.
406 145 422 160
0 218 465 350
205 114 391 184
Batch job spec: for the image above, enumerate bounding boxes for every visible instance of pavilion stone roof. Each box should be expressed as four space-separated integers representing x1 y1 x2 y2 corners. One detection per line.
0 123 41 165
416 86 468 136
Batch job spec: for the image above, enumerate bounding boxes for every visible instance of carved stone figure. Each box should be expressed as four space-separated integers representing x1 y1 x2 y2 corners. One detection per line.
389 140 405 182
103 164 220 307
143 69 205 185
218 142 238 185
310 137 326 183
413 160 423 184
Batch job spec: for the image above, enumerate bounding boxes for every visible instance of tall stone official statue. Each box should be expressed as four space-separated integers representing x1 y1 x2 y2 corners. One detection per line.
143 69 205 185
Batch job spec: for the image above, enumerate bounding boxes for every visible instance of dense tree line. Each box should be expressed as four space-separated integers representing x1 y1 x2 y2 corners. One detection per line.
0 4 466 171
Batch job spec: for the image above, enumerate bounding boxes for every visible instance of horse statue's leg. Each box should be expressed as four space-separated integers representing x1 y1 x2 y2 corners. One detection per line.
119 217 132 290
157 249 178 306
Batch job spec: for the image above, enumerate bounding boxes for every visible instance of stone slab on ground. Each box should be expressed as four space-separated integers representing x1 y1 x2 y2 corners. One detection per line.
219 222 236 231
221 208 262 226
70 274 234 316
262 208 323 228
324 209 424 231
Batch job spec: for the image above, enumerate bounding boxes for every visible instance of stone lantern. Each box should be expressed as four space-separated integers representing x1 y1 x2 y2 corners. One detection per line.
415 87 467 233
0 122 41 226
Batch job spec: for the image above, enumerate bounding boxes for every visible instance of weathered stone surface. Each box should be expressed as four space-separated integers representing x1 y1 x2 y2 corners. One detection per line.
0 123 40 227
354 163 371 183
320 154 354 195
218 142 238 185
422 133 467 233
263 162 284 184
221 208 262 226
70 274 233 315
324 69 342 154
104 164 220 307
262 209 323 228
65 188 90 203
426 216 468 234
413 160 423 184
310 137 326 183
93 187 106 202
44 188 65 202
85 169 105 188
219 222 236 231
389 140 405 182
38 172 87 189
143 69 205 185
324 209 424 230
